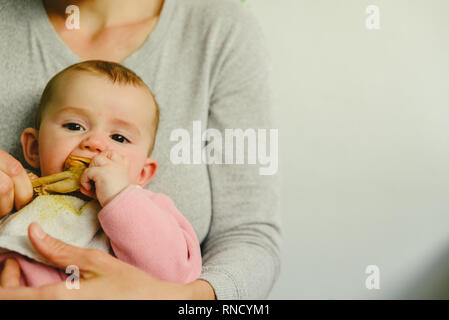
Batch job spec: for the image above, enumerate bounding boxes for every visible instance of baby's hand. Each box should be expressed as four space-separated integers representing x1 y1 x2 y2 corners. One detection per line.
80 151 130 207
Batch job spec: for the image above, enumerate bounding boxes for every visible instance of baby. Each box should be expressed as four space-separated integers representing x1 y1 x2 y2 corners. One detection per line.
0 60 202 287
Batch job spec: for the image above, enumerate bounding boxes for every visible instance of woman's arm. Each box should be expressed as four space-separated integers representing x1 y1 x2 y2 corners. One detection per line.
0 223 208 299
186 279 217 300
199 4 281 299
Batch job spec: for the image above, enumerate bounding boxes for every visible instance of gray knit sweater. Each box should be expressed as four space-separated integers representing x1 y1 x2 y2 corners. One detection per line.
0 0 281 299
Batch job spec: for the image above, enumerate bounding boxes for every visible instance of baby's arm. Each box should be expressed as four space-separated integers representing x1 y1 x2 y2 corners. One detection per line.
97 185 202 284
79 150 202 284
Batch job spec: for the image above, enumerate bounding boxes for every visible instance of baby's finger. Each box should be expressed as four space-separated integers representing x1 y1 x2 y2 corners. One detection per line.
101 150 125 167
80 167 101 191
79 180 97 199
90 154 109 167
80 186 96 199
107 150 128 168
80 168 101 199
102 150 113 160
105 150 121 161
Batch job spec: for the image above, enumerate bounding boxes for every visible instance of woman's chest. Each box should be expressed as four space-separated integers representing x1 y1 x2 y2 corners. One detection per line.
49 16 159 63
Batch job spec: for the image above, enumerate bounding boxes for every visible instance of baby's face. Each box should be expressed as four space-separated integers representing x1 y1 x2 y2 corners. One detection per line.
36 72 156 184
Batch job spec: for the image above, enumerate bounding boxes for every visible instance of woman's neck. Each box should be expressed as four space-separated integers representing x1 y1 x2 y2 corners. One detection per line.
43 0 164 28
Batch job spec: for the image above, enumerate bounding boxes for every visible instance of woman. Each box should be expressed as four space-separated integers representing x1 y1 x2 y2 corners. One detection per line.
0 0 280 299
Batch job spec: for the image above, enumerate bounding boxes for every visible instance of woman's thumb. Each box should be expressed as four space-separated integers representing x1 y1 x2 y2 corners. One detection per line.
28 222 93 271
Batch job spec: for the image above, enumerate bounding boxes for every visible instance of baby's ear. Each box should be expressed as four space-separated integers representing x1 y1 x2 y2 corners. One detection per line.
137 158 158 187
21 128 40 169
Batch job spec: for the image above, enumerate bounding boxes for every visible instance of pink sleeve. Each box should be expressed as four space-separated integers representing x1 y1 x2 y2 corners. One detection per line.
98 185 202 284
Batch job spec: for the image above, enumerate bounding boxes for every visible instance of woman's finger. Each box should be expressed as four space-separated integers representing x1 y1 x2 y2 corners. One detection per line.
0 170 14 217
0 286 41 299
27 172 39 180
12 171 33 211
0 150 33 211
0 280 88 300
0 282 66 300
0 259 21 288
27 223 102 275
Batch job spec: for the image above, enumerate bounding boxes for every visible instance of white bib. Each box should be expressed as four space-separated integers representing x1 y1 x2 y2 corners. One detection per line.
0 195 110 266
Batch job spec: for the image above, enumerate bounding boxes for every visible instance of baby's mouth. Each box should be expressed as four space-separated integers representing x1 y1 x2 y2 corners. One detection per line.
31 155 92 197
63 155 91 171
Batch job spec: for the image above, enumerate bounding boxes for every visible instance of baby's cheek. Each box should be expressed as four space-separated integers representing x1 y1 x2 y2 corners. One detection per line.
126 162 143 185
38 138 69 175
120 148 147 183
127 168 141 185
39 154 63 176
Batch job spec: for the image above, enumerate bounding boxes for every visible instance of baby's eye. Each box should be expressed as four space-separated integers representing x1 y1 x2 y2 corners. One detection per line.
111 134 130 144
63 123 84 131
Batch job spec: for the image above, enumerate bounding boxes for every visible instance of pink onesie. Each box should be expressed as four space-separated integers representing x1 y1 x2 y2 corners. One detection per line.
0 185 202 287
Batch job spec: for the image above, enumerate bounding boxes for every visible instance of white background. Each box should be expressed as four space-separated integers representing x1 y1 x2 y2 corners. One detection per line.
244 0 449 299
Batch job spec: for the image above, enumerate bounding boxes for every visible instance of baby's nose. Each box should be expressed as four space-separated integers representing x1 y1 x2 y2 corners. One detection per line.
80 134 108 153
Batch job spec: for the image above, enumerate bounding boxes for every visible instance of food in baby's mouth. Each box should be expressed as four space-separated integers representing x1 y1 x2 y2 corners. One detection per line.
30 155 91 196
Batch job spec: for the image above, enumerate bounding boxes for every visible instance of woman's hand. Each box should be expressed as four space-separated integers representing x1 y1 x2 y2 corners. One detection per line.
0 223 215 299
0 150 34 216
0 259 21 288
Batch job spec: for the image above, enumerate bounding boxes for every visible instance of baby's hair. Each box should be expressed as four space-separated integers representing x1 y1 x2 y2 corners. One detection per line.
35 60 160 156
